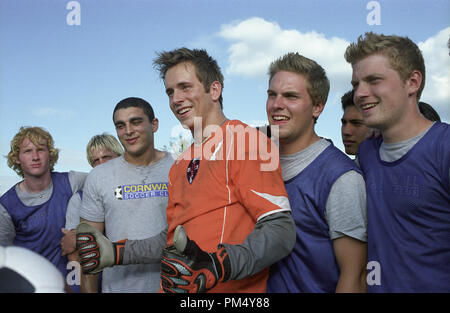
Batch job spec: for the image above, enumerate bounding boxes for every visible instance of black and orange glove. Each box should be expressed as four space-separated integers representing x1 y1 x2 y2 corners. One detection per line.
76 222 126 274
160 225 231 293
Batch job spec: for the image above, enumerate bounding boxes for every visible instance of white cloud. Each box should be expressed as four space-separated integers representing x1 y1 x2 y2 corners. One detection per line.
418 27 450 120
218 17 352 92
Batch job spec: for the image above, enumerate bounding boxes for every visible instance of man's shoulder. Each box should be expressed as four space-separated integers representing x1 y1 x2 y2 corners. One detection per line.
85 157 124 183
430 122 450 143
320 140 358 168
93 156 123 173
224 119 257 132
157 151 176 168
358 136 381 159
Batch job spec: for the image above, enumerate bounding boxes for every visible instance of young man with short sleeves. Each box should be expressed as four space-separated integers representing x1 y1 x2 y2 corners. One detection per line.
78 97 173 293
266 53 368 293
0 126 87 292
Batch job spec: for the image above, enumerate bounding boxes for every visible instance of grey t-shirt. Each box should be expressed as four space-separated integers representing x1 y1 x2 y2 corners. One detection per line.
79 153 173 293
0 171 87 245
379 123 434 162
281 139 367 242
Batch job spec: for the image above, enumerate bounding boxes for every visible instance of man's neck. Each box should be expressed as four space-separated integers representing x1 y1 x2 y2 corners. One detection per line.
20 172 52 194
124 148 164 166
382 112 433 144
280 131 321 156
191 111 228 144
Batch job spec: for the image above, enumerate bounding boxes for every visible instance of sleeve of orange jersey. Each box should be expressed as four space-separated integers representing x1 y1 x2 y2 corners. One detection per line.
228 127 291 220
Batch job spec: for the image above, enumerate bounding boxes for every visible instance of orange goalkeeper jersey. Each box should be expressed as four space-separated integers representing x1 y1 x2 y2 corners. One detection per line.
165 120 291 293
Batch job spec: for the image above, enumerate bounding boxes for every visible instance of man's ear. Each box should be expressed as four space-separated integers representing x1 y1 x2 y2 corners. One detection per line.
209 81 222 102
151 118 159 133
312 101 325 120
406 70 422 97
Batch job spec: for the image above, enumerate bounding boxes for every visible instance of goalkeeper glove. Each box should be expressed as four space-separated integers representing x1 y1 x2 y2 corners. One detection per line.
160 225 231 293
76 222 126 274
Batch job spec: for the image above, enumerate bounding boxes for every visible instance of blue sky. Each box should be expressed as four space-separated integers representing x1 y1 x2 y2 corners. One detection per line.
1 0 449 194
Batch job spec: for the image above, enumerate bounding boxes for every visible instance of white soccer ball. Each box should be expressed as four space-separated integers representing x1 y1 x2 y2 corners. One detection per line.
0 245 65 293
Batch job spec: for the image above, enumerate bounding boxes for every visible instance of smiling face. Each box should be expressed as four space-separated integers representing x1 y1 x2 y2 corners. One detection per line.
113 106 158 163
15 137 51 179
164 62 222 132
266 71 324 154
351 53 411 131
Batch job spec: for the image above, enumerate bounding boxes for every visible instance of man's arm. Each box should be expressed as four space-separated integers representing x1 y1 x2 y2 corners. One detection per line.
333 236 367 292
160 211 296 293
0 204 15 246
223 129 295 280
76 221 166 269
222 211 296 280
79 218 104 293
80 218 104 233
325 170 368 293
68 171 88 194
123 229 167 264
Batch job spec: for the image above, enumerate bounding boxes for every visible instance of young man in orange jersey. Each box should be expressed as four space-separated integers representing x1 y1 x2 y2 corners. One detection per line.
154 48 295 293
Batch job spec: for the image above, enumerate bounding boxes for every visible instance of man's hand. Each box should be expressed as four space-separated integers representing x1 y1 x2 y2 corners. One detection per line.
76 222 126 274
61 228 77 256
160 225 231 293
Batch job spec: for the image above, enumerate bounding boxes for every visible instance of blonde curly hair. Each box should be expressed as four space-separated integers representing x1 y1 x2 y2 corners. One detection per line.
7 126 59 177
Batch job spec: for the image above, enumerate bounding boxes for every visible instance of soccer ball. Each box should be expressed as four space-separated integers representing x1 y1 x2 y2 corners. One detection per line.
0 245 65 293
114 186 123 200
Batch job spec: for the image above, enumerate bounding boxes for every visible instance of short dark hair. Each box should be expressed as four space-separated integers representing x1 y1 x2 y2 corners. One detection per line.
153 48 224 108
113 97 155 122
418 101 441 122
341 90 355 111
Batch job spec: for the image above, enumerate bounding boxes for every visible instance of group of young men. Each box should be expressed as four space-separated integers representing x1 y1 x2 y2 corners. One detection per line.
0 31 448 293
